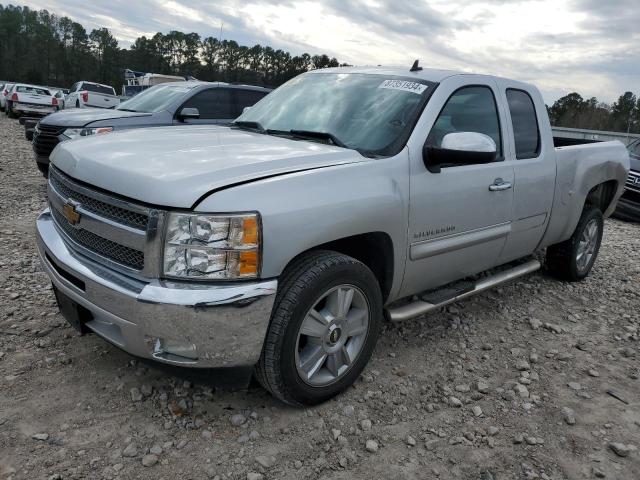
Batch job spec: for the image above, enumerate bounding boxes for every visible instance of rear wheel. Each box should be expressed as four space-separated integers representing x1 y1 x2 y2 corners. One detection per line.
546 205 604 281
256 251 382 406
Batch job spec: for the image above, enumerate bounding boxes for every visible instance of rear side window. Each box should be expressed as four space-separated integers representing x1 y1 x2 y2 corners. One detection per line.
183 88 234 119
82 83 115 95
506 89 540 159
233 89 268 117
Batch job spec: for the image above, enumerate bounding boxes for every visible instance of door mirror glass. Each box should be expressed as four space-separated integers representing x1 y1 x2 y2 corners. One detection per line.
424 132 497 173
179 107 200 119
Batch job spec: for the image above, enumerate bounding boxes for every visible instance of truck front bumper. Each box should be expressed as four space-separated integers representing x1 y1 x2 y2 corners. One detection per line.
36 209 278 368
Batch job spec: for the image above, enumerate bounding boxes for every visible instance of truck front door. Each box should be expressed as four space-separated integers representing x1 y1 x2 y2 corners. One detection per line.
401 77 515 298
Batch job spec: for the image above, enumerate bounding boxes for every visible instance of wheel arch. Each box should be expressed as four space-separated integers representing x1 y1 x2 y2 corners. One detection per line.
281 232 395 303
585 179 619 215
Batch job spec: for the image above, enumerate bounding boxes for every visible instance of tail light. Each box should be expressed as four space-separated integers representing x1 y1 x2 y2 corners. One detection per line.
52 97 58 106
11 93 18 102
81 91 88 103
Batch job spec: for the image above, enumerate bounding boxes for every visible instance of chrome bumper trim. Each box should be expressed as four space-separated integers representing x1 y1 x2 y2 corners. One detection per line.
36 209 277 368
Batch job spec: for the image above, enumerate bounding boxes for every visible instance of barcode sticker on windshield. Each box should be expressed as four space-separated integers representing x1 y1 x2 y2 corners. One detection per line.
379 80 428 95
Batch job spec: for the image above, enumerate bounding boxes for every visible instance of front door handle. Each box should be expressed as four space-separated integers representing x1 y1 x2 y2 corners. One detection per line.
489 178 512 192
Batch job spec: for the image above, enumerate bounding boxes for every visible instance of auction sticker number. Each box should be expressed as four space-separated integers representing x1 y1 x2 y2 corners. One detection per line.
379 80 428 95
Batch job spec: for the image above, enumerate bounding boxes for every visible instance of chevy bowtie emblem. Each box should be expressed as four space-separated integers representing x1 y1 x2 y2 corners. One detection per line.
63 202 81 225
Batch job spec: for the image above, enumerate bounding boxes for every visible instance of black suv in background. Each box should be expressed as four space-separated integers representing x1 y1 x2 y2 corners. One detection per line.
614 138 640 221
32 82 271 176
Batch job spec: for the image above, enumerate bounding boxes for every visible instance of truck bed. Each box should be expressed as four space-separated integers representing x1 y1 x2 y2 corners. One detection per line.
553 136 601 147
540 140 629 250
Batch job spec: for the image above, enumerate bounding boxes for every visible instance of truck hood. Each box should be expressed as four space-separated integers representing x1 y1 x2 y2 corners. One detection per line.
41 108 151 127
51 125 367 208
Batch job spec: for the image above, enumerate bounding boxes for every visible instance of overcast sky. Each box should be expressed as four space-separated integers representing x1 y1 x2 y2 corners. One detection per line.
28 0 640 104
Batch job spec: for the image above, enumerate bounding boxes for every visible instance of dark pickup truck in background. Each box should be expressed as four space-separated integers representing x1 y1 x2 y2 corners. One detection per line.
614 139 640 221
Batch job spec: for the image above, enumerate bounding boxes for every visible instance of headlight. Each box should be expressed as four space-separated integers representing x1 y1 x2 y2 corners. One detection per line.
163 213 260 280
62 127 113 140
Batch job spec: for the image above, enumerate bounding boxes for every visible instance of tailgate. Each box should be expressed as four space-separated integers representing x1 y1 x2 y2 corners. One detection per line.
18 93 51 106
87 94 119 108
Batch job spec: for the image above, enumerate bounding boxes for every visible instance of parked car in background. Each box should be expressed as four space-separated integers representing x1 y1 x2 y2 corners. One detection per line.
66 81 119 109
33 81 271 175
0 83 14 112
4 84 59 118
613 138 640 221
48 88 68 110
20 116 40 141
36 66 629 406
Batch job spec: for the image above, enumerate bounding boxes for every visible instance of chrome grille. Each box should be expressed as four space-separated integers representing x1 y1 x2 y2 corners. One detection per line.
625 170 640 193
49 168 148 230
51 207 144 270
47 166 161 274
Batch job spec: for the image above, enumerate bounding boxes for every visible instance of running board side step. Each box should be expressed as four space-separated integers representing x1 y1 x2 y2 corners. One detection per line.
385 259 541 322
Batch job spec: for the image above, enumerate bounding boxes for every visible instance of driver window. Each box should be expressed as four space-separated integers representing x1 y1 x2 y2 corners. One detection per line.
427 86 503 159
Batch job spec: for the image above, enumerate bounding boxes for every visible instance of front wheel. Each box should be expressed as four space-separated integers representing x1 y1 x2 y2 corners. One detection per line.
546 205 604 281
256 251 382 406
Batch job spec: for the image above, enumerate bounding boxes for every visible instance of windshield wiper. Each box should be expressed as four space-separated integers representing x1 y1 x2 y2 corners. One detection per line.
232 120 266 132
117 108 140 113
289 130 347 148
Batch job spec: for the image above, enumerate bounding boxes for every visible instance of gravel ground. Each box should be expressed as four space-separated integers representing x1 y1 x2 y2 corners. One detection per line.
0 113 639 480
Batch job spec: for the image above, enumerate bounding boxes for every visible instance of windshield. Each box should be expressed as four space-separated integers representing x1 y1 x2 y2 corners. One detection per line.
628 139 640 157
117 84 196 113
235 73 435 156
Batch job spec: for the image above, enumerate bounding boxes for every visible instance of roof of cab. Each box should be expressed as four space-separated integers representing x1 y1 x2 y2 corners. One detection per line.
308 65 529 86
308 66 462 83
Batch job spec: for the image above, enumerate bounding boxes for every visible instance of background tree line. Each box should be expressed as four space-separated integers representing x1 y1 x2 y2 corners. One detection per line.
1 4 639 134
547 92 640 134
0 4 342 92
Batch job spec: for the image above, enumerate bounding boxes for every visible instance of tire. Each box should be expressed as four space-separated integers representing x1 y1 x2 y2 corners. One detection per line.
256 250 383 406
36 162 49 177
546 205 604 281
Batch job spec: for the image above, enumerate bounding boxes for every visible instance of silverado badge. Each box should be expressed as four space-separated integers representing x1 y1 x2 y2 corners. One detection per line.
63 201 81 225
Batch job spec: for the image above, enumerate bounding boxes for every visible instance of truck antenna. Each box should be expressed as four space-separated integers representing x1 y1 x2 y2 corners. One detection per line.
410 60 423 72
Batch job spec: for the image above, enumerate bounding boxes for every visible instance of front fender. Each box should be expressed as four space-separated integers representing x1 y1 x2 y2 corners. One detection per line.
195 151 410 302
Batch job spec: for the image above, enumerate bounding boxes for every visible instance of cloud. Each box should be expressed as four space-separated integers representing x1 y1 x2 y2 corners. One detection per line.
24 0 640 103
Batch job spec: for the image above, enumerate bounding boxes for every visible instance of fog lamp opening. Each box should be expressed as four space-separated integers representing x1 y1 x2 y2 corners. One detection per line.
151 337 199 361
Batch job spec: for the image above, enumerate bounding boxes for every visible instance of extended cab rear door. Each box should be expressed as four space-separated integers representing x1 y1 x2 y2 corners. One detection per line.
494 81 556 262
401 75 515 298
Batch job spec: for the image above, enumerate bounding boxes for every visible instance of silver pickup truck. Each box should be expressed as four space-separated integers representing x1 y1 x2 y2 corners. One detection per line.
36 66 629 406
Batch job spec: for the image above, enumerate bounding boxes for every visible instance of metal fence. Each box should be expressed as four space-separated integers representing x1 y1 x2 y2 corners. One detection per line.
552 126 640 146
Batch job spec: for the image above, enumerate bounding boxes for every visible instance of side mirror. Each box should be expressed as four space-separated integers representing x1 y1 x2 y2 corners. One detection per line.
423 132 497 173
242 106 252 115
178 107 200 120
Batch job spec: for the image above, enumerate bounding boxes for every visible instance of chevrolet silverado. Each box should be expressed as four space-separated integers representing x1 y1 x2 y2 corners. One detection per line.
36 65 629 406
